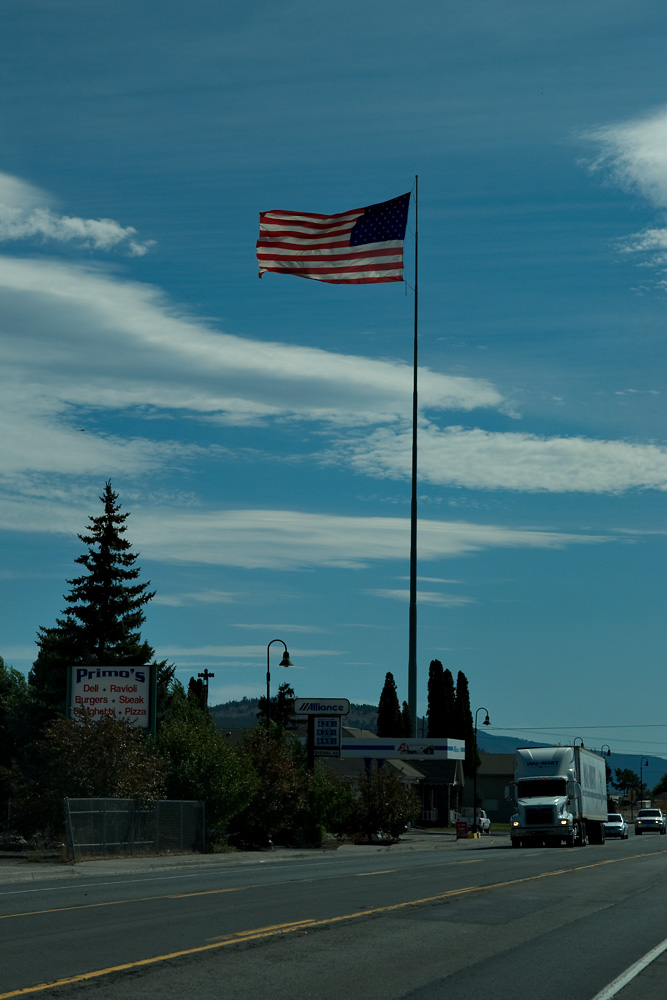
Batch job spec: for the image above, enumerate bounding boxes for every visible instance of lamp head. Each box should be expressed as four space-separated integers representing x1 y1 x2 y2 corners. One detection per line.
483 713 490 727
279 650 293 667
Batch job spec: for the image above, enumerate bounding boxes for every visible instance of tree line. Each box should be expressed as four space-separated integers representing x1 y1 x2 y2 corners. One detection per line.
0 484 420 851
376 660 477 778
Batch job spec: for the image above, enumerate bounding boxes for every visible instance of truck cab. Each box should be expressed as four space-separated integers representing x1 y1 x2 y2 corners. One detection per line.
511 770 576 847
509 746 607 848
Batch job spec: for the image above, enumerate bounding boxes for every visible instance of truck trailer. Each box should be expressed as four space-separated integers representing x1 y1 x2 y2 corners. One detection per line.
509 746 608 848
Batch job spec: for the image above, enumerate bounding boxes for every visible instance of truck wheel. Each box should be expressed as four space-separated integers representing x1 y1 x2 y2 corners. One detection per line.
635 829 642 835
661 828 666 835
565 835 575 847
511 839 521 848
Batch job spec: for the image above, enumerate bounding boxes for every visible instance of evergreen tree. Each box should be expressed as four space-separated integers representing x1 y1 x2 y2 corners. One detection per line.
454 670 476 779
400 701 413 738
376 672 402 737
612 768 639 800
256 682 298 731
426 659 445 736
0 656 30 761
442 668 456 735
29 483 164 726
188 676 208 712
0 656 31 819
427 660 457 737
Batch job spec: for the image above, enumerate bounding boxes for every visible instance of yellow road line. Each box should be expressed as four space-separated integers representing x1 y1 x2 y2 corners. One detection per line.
356 870 396 876
1 849 664 999
168 888 242 899
0 887 242 920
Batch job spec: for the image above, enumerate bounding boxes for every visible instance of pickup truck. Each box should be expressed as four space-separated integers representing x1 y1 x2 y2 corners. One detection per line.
459 808 491 834
476 809 491 834
634 808 666 835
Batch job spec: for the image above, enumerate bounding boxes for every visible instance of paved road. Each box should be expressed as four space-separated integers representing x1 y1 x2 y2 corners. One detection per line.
2 831 667 999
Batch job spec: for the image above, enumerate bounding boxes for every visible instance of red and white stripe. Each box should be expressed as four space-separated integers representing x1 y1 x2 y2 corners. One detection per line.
257 207 405 284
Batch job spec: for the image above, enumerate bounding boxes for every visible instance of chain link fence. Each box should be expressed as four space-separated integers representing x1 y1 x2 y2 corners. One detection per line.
64 798 205 860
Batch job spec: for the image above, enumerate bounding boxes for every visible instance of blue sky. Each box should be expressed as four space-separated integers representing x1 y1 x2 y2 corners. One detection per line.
3 0 667 756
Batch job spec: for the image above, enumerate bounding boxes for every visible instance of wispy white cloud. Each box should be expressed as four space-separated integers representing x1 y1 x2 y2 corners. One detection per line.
334 424 667 493
367 589 475 607
1 645 37 664
584 106 667 208
231 623 326 633
158 644 341 659
136 509 610 570
1 170 666 530
0 172 153 255
0 386 196 480
0 253 503 494
0 499 610 570
153 589 239 607
583 107 667 279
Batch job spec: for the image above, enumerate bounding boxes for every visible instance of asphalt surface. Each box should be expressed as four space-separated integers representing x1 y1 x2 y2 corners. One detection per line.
3 831 667 999
0 827 479 884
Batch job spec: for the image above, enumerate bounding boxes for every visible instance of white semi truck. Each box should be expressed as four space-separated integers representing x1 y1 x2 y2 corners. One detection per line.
509 746 608 848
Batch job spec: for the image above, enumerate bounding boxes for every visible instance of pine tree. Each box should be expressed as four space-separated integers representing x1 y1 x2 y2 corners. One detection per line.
454 670 476 779
376 672 402 737
188 677 208 712
427 660 457 737
29 483 163 726
442 668 456 735
426 659 445 737
400 701 413 738
256 682 298 731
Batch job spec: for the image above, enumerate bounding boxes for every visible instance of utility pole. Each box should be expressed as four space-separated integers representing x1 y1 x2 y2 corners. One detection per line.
197 669 215 709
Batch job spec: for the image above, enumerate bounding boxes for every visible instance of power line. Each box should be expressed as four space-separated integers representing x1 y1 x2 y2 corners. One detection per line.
495 724 667 731
487 727 667 754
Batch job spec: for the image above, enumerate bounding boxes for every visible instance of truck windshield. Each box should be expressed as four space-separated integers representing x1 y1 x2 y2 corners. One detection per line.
518 778 567 798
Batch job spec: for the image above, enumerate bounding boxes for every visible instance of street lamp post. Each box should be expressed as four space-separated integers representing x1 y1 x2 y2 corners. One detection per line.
472 707 491 833
266 639 292 728
639 758 649 808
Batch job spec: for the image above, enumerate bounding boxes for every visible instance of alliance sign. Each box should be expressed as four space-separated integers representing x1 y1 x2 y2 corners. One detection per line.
67 666 156 731
293 698 350 716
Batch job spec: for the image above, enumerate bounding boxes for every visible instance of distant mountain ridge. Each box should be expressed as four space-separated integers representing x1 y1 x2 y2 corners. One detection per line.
210 697 378 731
210 699 667 783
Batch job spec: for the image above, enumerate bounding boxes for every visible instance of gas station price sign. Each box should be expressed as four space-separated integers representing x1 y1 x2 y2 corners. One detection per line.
314 716 341 757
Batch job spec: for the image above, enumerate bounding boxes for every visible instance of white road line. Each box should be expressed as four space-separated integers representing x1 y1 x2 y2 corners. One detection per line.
591 938 667 1000
0 860 339 896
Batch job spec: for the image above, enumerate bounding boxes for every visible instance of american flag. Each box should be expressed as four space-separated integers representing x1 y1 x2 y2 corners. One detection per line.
257 192 411 284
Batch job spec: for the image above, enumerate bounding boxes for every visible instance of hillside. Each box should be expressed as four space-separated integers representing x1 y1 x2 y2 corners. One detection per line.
210 698 379 732
210 699 667 784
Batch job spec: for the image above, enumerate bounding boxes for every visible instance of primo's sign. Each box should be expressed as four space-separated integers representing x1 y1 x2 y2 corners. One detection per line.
68 666 155 731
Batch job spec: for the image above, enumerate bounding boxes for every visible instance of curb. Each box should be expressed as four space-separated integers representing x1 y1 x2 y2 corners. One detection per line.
0 831 498 886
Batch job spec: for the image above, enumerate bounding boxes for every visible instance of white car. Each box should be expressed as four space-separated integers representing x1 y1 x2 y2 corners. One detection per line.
475 809 491 834
604 813 629 839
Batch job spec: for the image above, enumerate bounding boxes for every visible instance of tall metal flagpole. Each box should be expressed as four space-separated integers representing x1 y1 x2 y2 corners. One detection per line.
407 175 418 730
